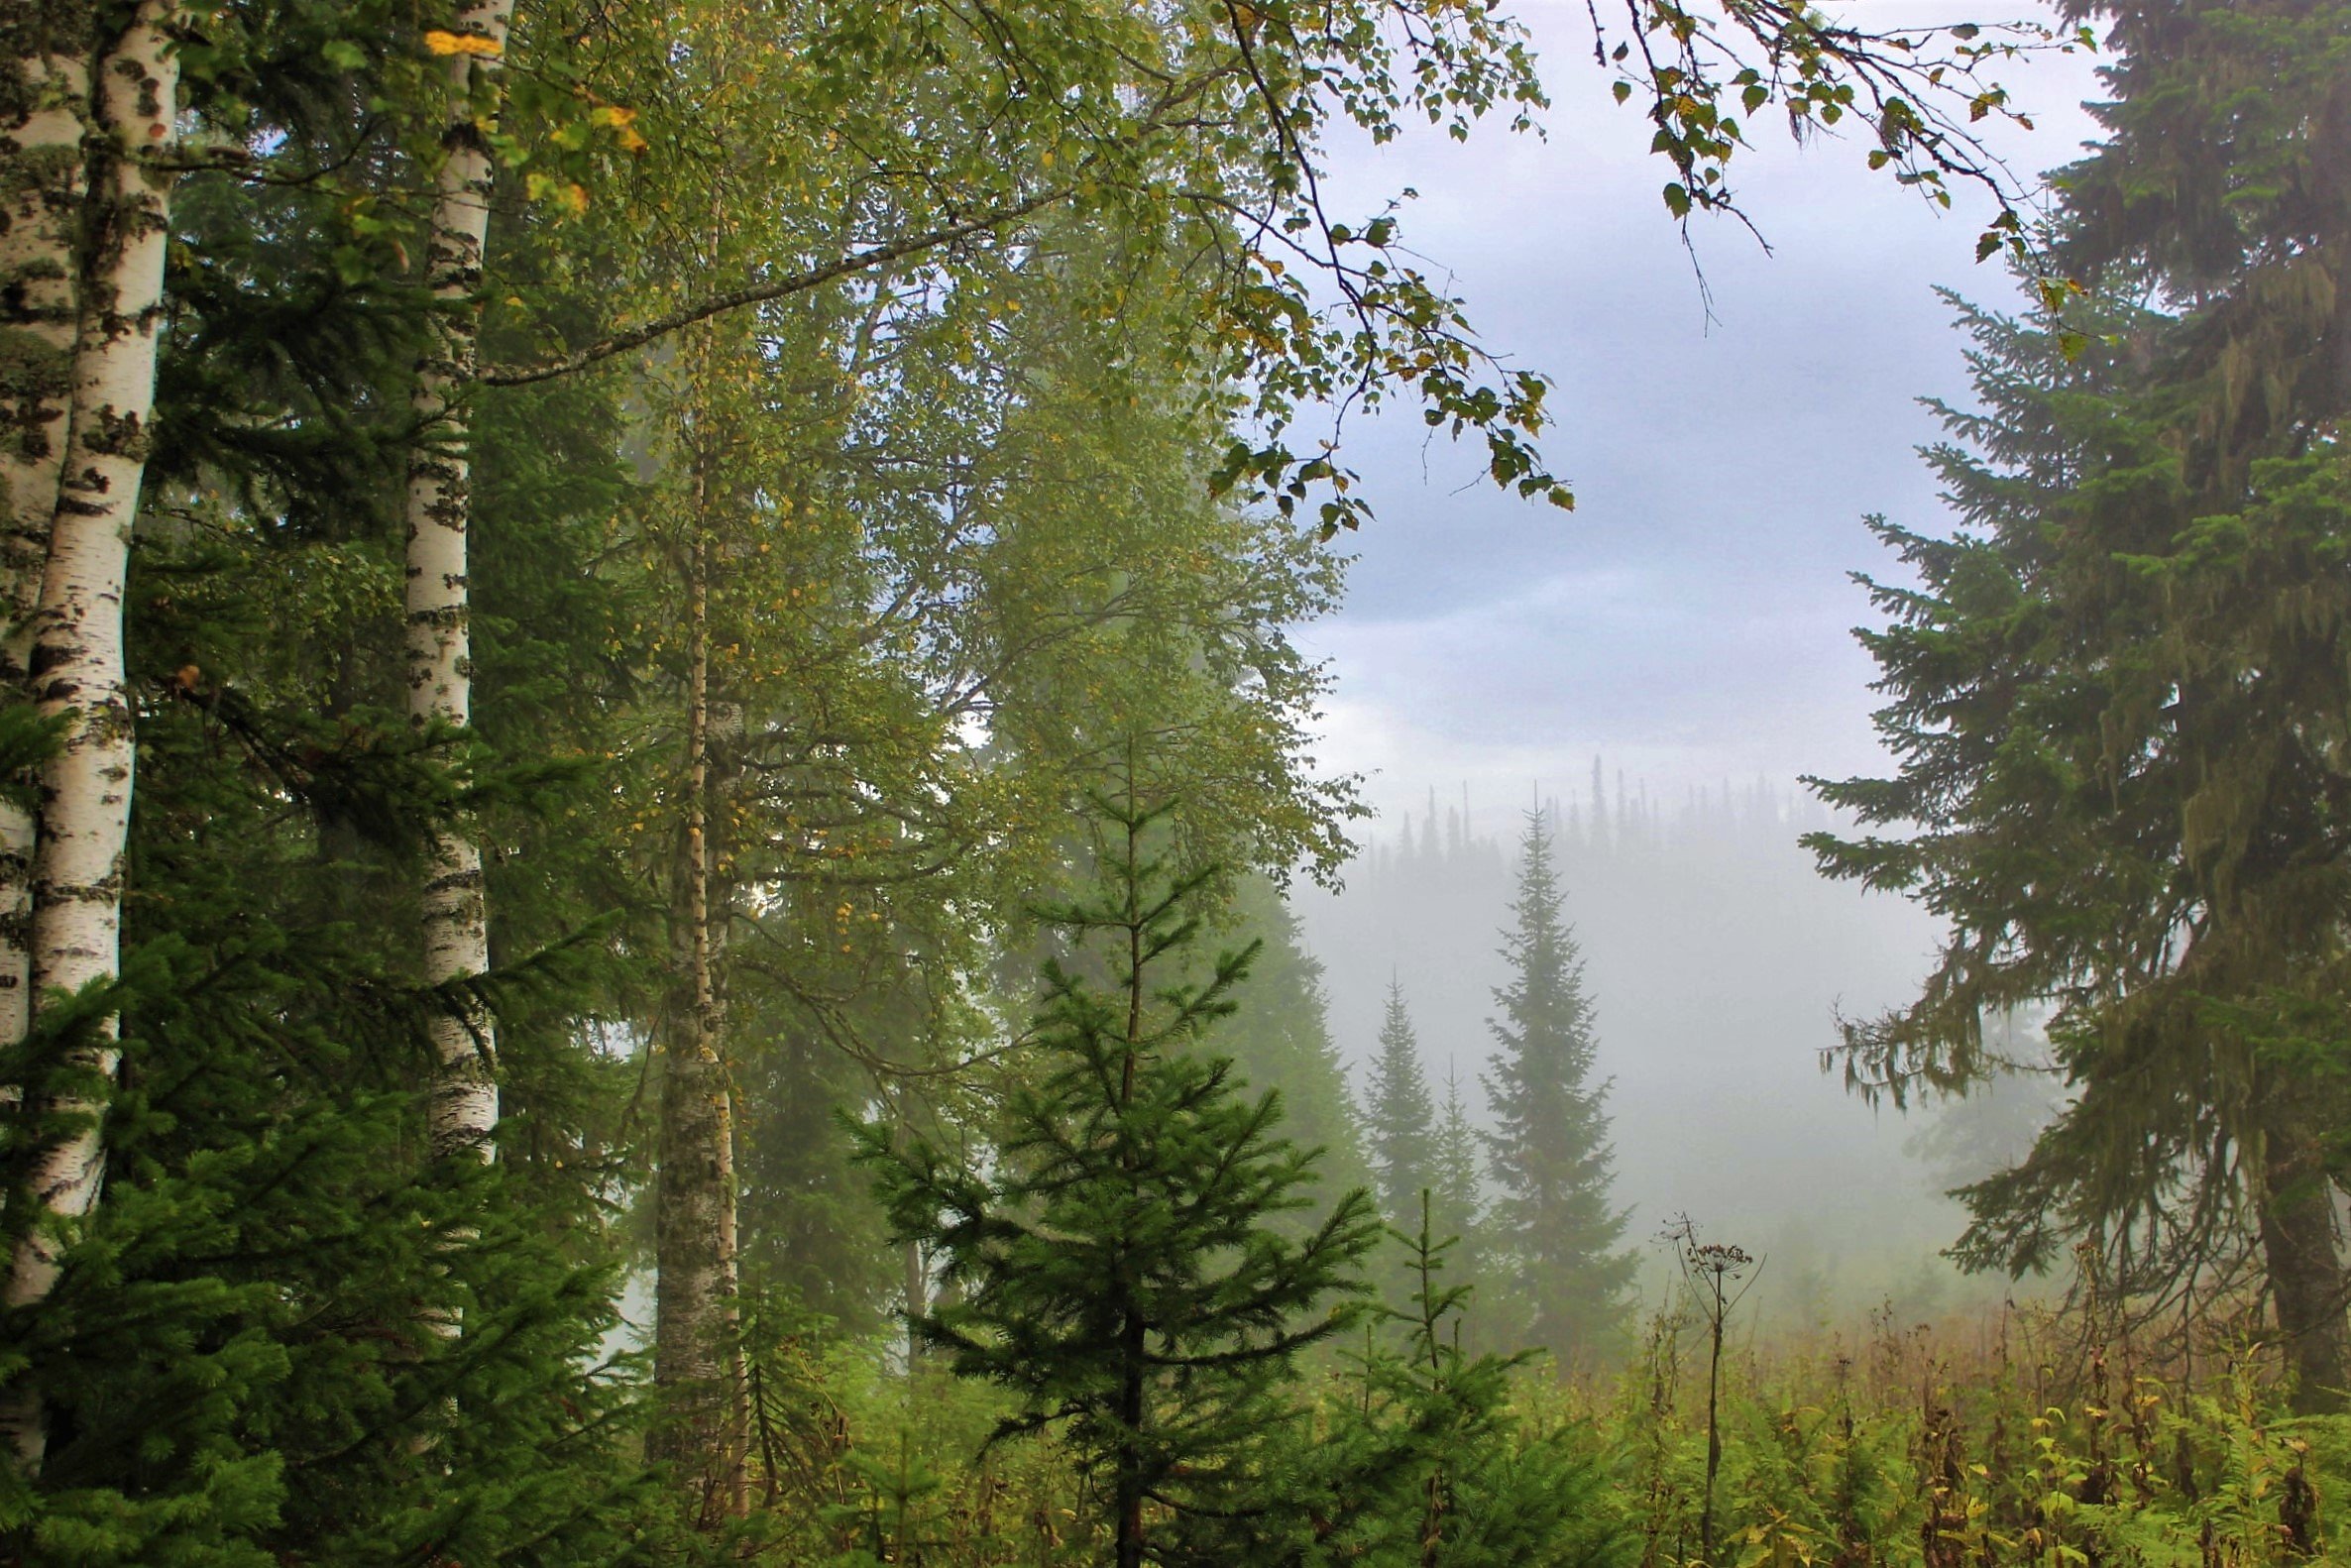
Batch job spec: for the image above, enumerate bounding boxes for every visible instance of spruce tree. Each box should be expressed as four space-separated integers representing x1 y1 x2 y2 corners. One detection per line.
855 796 1381 1568
1364 982 1436 1225
1218 878 1380 1225
1480 812 1633 1358
1429 1064 1487 1274
1296 1197 1625 1568
2057 0 2351 470
1809 280 2351 1411
1808 0 2351 1403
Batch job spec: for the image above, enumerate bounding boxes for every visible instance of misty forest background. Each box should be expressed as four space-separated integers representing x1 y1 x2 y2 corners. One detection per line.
1306 776 2007 1328
6 2 2351 1566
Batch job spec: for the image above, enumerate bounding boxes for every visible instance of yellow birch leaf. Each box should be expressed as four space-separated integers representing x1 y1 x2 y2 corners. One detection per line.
591 104 648 153
424 29 504 56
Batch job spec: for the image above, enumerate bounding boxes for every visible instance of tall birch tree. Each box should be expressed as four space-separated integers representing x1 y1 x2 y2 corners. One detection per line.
4 4 178 1434
651 414 746 1517
406 0 514 1162
0 7 93 1060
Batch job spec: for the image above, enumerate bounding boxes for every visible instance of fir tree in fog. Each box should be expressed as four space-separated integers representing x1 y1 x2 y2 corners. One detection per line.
1364 981 1437 1225
1219 877 1378 1227
1429 1064 1488 1275
1481 811 1635 1357
1299 769 1960 1320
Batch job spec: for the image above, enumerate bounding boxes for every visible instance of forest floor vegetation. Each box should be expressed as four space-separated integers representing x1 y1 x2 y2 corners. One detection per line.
711 1280 2349 1568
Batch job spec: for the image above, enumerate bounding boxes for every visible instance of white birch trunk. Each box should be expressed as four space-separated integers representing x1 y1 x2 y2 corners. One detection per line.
0 21 94 1060
3 1 177 1468
405 0 514 1161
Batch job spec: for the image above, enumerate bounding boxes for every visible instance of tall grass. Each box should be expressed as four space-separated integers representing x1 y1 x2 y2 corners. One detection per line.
706 1281 2346 1565
1548 1287 2347 1567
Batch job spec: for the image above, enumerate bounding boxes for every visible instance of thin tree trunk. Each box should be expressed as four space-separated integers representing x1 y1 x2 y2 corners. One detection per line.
897 1107 926 1369
2258 1122 2349 1415
0 12 93 1057
902 1236 925 1368
405 0 514 1161
2 0 176 1469
1115 846 1147 1568
652 450 745 1520
1116 1307 1147 1568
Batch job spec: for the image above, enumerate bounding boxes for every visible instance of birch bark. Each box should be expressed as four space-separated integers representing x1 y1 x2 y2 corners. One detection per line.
406 0 514 1161
3 0 176 1466
651 446 747 1519
0 9 94 1063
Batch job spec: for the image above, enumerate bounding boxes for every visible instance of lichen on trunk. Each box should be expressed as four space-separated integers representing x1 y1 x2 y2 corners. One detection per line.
2257 1120 2349 1416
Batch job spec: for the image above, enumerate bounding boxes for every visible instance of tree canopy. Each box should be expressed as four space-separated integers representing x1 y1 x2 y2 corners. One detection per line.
0 0 2092 1555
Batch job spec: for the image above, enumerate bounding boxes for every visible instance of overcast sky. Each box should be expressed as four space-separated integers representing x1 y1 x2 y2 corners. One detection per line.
1300 4 2105 835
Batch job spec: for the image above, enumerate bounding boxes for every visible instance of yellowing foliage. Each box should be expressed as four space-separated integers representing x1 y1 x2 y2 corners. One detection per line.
423 28 504 56
591 103 649 153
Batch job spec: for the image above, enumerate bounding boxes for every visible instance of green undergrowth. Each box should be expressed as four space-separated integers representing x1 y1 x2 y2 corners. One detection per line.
1553 1300 2347 1568
696 1292 2347 1568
